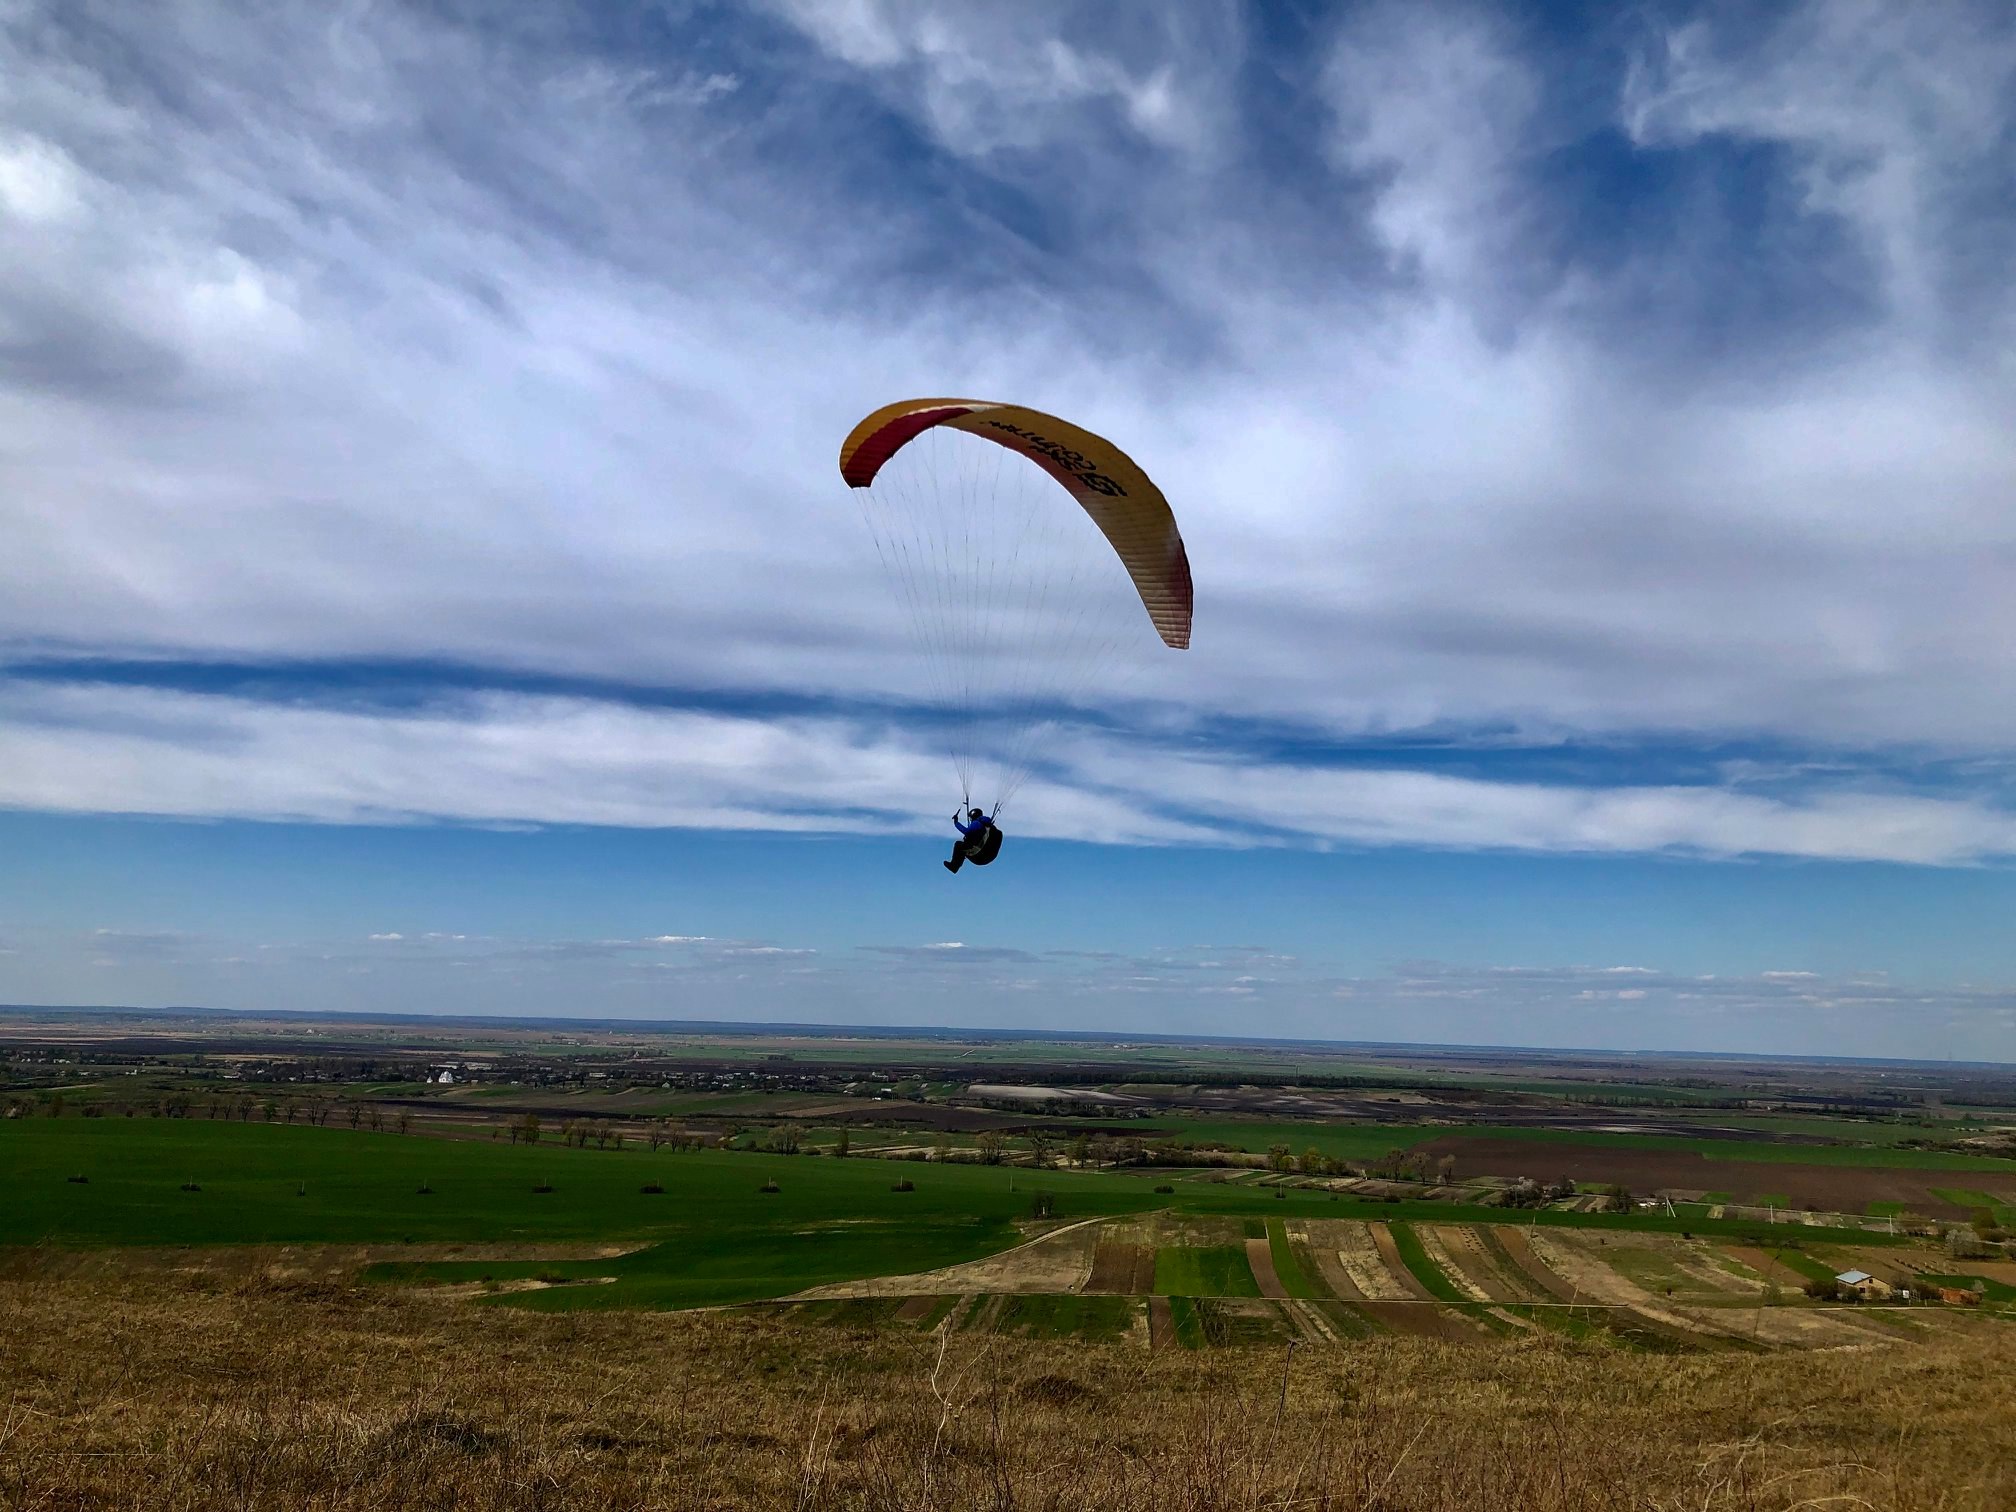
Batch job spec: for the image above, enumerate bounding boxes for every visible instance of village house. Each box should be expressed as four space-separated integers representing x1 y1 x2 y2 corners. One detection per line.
1834 1269 1893 1301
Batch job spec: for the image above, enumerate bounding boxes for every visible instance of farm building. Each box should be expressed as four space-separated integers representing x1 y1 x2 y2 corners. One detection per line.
1834 1269 1892 1301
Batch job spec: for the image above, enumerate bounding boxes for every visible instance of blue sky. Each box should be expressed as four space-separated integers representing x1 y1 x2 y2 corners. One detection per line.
2 2 2013 1057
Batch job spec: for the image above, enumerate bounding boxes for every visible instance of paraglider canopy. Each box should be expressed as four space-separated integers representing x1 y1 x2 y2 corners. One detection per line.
840 398 1191 811
840 399 1192 649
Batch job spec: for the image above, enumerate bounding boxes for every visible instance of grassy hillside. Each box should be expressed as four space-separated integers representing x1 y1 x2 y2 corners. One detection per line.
3 1273 2012 1510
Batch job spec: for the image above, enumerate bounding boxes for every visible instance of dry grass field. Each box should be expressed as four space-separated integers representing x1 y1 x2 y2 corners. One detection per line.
4 1270 2014 1511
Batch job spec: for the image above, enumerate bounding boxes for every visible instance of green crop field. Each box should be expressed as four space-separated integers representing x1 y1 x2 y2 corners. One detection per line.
1154 1245 1260 1297
995 1293 1134 1340
1386 1222 1468 1304
1 1119 1916 1310
1265 1218 1325 1298
1165 1295 1207 1347
1930 1188 2013 1217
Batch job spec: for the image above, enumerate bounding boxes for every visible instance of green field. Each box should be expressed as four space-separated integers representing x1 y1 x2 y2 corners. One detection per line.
1154 1245 1260 1297
995 1293 1135 1340
1386 1222 1469 1304
1921 1273 2016 1303
1166 1294 1207 1347
1265 1218 1325 1299
2 1120 1917 1309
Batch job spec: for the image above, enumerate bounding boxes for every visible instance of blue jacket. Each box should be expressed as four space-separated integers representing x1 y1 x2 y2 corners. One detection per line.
954 812 994 836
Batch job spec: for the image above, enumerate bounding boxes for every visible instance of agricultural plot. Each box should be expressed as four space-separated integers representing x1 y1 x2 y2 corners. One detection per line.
1417 1133 2016 1218
788 1215 1102 1299
1154 1244 1260 1298
1083 1240 1156 1293
1140 1119 1437 1166
9 1120 2004 1355
1427 1226 1547 1304
1526 1230 1919 1350
1314 1219 1417 1301
991 1293 1136 1341
1264 1219 1327 1299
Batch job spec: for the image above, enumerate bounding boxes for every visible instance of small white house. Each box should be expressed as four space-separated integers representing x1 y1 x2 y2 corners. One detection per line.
1835 1268 1892 1301
433 1068 456 1085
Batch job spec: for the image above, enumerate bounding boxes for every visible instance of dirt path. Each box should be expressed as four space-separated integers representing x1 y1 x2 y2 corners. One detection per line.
893 1296 936 1324
790 1216 1103 1299
1147 1296 1176 1351
1246 1238 1288 1299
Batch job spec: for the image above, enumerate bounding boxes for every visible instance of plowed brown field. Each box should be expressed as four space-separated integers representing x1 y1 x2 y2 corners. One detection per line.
1084 1241 1156 1294
1417 1136 2015 1218
1246 1237 1288 1298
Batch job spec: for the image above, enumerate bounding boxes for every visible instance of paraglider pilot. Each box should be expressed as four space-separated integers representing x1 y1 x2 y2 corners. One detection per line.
945 806 1002 872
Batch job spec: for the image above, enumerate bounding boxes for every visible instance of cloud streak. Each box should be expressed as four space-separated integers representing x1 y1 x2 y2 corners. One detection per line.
4 678 2012 864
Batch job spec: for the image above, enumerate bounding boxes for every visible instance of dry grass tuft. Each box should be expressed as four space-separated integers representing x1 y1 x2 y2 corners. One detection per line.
1 1274 2010 1509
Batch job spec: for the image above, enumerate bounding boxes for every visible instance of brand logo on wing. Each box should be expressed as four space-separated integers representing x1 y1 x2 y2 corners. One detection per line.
985 420 1127 497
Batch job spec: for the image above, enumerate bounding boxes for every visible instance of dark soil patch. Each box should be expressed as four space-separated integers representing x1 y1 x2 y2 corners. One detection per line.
1245 1238 1287 1299
1146 1295 1175 1350
1417 1136 2006 1219
1084 1242 1156 1295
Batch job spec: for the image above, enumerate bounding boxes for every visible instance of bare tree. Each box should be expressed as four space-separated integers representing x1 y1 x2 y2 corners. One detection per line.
976 1131 1005 1165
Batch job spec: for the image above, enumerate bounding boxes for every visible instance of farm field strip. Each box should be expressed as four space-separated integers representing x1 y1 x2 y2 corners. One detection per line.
1326 1221 1414 1300
1529 1230 1900 1350
1375 1223 1453 1302
1415 1227 1498 1304
1082 1240 1155 1294
1154 1244 1261 1298
1265 1220 1328 1300
1244 1237 1288 1298
1429 1226 1536 1304
1422 1127 2016 1172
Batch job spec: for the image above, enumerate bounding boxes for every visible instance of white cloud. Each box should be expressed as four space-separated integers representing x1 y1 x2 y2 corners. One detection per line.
764 0 1231 155
1325 2 1536 288
4 678 2013 865
0 0 2012 854
1621 3 2016 338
